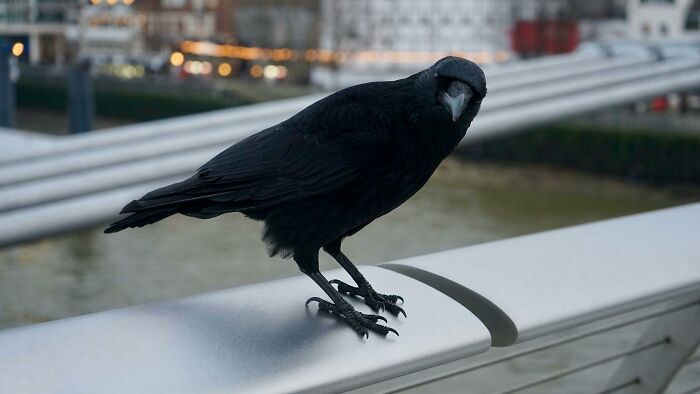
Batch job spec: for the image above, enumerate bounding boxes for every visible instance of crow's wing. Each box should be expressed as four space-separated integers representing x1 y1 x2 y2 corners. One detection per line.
128 94 392 213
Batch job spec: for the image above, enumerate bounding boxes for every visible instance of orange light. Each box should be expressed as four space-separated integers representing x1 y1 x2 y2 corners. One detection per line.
11 42 24 57
250 64 263 78
305 49 318 62
218 63 232 77
494 51 510 63
123 0 134 4
176 40 502 66
170 51 184 66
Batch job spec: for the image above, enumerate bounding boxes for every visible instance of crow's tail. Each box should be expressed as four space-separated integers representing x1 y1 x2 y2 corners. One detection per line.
104 179 194 233
104 174 255 234
104 205 179 233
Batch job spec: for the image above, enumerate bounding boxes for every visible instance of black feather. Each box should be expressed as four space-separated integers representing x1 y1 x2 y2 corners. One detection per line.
105 57 486 263
105 57 487 336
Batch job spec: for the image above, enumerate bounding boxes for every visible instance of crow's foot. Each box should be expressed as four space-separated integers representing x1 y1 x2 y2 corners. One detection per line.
330 280 406 317
305 297 398 338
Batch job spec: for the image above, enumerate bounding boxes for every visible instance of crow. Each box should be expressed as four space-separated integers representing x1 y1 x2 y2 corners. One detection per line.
105 56 486 337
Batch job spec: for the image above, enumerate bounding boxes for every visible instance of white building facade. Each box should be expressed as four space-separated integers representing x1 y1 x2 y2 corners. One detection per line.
313 0 513 89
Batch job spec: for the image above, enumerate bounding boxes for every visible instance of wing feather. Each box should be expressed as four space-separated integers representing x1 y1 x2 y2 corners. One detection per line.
140 92 391 211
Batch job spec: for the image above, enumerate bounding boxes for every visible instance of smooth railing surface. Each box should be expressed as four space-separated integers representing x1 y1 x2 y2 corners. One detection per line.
1 204 699 393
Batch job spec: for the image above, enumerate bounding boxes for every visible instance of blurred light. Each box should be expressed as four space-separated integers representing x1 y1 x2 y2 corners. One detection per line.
101 64 145 79
218 63 232 77
183 61 191 73
106 0 117 5
11 42 24 57
123 0 134 4
250 64 263 78
304 50 317 62
263 65 279 79
277 65 287 79
178 40 504 66
201 61 212 75
90 0 101 4
170 51 184 67
494 51 510 63
183 61 206 75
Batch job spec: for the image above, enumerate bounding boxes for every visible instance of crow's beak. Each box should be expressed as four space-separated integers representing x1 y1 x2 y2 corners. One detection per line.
441 89 471 122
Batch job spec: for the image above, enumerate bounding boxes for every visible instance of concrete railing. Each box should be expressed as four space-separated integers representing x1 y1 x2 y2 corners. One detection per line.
1 204 699 393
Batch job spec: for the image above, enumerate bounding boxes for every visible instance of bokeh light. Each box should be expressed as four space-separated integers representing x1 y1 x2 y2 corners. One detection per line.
218 63 232 77
11 42 24 57
170 52 184 67
250 64 263 78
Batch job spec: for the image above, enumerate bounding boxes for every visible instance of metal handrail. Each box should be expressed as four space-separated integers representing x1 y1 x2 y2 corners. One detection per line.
1 205 699 393
0 55 633 186
0 94 326 165
376 300 700 394
4 58 699 213
494 338 669 394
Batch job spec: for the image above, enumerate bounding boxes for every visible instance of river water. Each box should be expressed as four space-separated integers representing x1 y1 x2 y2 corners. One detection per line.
1 160 698 392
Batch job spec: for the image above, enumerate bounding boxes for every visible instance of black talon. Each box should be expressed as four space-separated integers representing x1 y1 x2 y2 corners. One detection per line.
384 294 404 304
328 279 405 318
307 295 399 337
365 314 388 323
305 297 325 307
385 303 407 318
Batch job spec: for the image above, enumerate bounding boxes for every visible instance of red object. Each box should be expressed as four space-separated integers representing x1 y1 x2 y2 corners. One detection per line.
650 96 668 112
511 20 580 57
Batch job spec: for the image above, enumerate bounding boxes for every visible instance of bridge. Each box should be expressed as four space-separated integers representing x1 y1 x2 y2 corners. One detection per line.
1 41 699 393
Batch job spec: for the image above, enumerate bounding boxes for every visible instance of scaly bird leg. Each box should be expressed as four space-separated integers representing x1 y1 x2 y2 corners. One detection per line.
324 242 406 317
304 270 398 338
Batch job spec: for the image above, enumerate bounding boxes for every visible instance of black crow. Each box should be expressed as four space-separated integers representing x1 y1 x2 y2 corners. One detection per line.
105 56 486 337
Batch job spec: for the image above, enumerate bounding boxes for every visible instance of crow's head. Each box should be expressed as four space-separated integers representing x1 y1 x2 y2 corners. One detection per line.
419 56 487 123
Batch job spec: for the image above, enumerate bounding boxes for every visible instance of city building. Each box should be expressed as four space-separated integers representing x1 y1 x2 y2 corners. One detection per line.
79 0 144 60
132 0 223 54
627 0 700 39
0 0 79 65
312 0 513 89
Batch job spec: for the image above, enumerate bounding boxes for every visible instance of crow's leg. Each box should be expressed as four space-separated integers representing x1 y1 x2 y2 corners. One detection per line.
295 250 398 338
323 240 406 317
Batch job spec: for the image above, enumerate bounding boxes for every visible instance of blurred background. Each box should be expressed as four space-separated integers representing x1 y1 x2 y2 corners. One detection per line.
1 1 700 391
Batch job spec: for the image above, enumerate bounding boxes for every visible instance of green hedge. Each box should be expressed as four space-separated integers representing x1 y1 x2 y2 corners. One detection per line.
459 124 700 185
16 79 251 122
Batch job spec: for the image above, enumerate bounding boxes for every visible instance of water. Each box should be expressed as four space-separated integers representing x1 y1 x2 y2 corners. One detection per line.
0 160 694 329
1 159 698 392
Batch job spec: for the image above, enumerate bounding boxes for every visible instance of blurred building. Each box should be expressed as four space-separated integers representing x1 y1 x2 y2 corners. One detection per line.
78 0 144 61
512 0 629 55
230 0 317 49
627 0 700 39
133 0 227 53
0 0 79 65
312 0 513 89
0 0 144 66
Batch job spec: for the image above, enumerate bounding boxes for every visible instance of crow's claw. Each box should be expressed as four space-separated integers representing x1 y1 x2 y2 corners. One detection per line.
305 297 397 337
384 294 404 304
330 279 406 318
384 302 407 318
